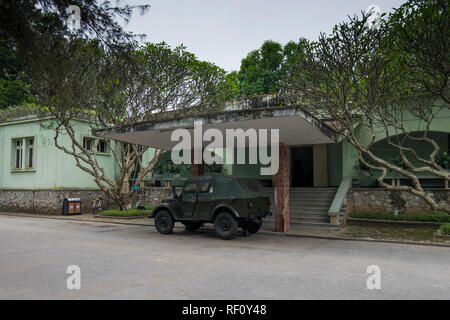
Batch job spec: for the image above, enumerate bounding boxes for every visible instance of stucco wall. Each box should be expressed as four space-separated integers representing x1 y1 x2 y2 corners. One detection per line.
0 118 155 189
348 188 449 214
313 144 327 187
327 142 343 187
0 118 115 189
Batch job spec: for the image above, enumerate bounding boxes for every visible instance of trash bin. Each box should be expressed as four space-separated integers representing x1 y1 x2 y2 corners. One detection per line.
62 198 82 215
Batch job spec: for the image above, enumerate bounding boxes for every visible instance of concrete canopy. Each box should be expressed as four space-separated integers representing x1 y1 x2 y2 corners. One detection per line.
93 106 339 149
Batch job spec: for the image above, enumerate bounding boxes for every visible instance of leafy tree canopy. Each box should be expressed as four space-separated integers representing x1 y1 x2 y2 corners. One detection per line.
229 38 308 99
0 0 148 109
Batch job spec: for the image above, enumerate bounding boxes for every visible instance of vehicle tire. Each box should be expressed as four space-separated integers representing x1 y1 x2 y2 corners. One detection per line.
214 212 238 240
245 221 262 234
154 210 174 234
184 222 202 232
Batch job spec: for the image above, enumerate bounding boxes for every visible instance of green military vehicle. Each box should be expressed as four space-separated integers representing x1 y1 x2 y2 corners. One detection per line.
151 175 271 240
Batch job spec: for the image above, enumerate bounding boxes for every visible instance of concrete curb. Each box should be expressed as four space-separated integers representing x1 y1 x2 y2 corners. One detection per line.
0 212 193 231
257 230 450 248
436 229 450 239
1 212 449 248
0 212 153 227
93 215 150 220
347 218 444 228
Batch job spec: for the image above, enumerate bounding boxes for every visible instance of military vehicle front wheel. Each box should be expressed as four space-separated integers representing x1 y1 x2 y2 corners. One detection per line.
154 210 174 234
214 212 238 240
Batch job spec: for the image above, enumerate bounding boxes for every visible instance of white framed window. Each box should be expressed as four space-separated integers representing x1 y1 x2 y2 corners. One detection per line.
83 137 95 151
82 137 109 154
97 139 107 153
28 138 34 168
12 137 35 170
15 139 23 169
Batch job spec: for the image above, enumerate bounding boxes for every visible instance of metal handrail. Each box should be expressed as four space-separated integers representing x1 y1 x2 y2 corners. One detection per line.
328 176 352 217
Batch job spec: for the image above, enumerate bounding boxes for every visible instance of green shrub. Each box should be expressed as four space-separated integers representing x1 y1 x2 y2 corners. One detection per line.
436 152 450 169
350 212 450 223
100 205 155 217
441 223 450 235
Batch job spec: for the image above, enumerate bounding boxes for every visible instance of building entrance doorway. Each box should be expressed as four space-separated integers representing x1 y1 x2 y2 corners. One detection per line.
291 147 313 187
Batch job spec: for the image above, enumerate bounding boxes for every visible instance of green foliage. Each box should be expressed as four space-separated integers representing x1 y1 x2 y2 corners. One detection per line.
224 71 240 100
283 3 449 213
100 205 155 217
351 212 450 222
205 162 223 174
441 223 450 235
0 103 46 123
153 161 223 176
436 152 450 169
353 158 376 175
153 161 191 176
386 0 449 105
233 38 308 98
0 40 34 109
0 1 149 49
389 155 413 170
0 78 34 109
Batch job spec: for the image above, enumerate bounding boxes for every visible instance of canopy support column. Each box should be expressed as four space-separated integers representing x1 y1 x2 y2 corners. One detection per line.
190 148 204 177
274 143 289 233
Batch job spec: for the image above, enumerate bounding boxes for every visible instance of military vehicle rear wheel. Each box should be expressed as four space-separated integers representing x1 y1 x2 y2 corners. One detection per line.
214 212 237 240
245 221 262 234
154 210 174 234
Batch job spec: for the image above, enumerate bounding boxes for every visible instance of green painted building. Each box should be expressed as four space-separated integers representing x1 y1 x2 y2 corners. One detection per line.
0 116 155 190
1 101 448 221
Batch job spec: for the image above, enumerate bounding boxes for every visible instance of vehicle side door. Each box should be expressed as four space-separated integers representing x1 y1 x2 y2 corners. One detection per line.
196 178 215 219
180 181 197 217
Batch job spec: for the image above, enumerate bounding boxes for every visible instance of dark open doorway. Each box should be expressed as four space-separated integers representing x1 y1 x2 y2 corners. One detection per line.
291 147 313 187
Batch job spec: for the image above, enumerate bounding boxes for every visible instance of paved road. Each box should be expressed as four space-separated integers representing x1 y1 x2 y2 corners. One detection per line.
0 215 449 299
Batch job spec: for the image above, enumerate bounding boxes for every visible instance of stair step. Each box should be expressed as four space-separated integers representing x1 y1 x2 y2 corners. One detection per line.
289 202 331 207
290 192 335 195
291 210 329 215
289 188 337 191
289 195 335 199
291 188 336 190
263 187 343 229
290 192 336 195
291 212 329 217
291 216 330 223
290 208 330 212
290 221 341 228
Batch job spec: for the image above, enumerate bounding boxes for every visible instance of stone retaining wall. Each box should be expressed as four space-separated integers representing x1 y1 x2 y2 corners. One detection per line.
0 187 182 215
348 188 449 214
0 189 105 215
1 187 448 215
137 187 183 207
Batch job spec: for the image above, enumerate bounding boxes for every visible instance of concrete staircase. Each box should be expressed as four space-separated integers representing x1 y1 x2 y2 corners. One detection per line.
265 188 343 228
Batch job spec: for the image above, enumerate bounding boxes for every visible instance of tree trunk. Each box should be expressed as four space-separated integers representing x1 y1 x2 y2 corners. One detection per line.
116 196 133 211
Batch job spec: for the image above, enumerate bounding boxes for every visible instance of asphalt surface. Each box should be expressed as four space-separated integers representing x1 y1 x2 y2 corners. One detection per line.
0 215 449 299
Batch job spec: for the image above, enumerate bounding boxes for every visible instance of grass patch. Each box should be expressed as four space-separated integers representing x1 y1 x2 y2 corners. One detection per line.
99 205 155 217
441 224 450 235
350 212 450 223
